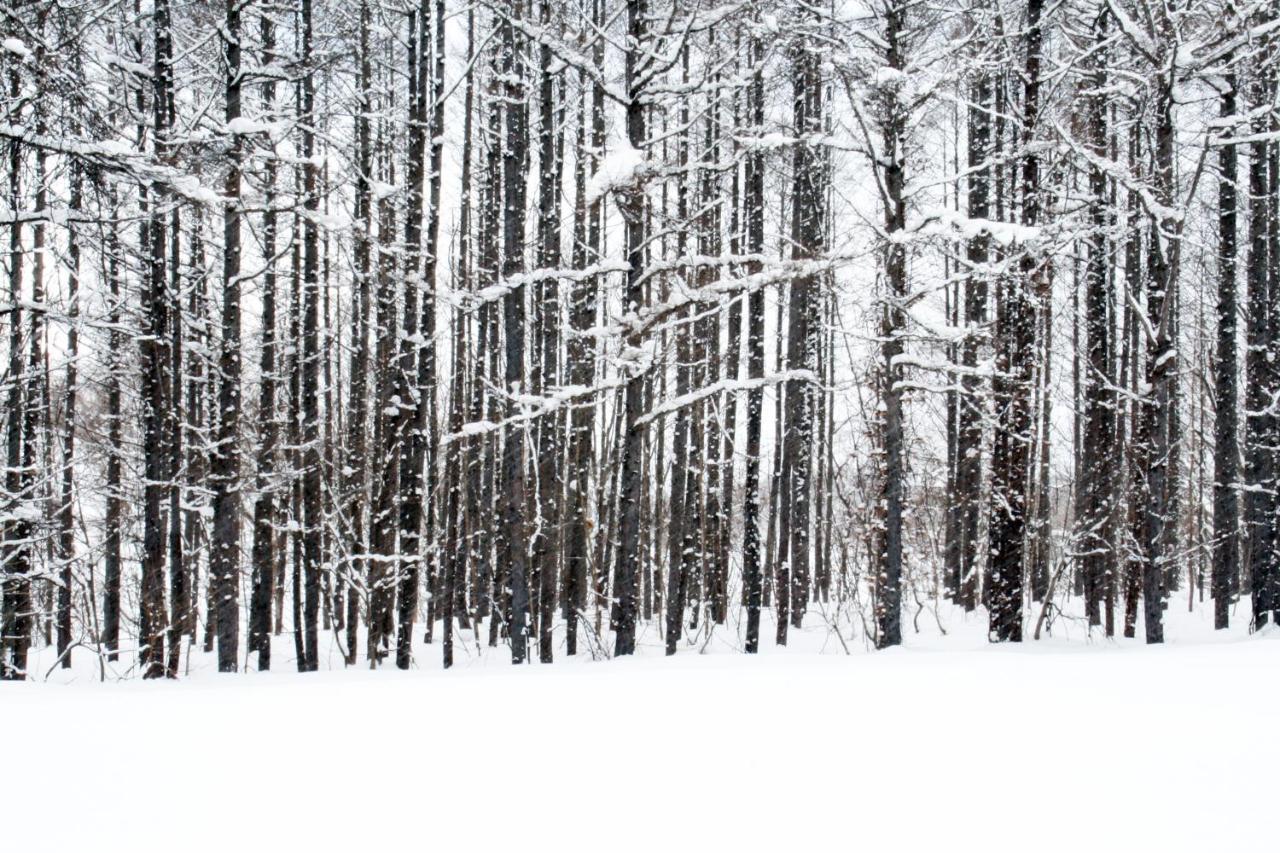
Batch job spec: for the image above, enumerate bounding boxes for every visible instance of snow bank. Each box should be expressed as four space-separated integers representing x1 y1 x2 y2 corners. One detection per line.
4 621 1276 853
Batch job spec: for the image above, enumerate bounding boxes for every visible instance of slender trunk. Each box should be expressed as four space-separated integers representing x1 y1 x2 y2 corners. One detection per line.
1140 48 1180 645
612 0 648 658
986 0 1043 643
211 0 244 673
55 168 83 669
1246 47 1276 629
957 30 990 613
875 1 908 649
564 4 604 654
501 1 531 663
249 13 280 670
2 48 30 679
443 4 477 670
140 0 176 678
1078 8 1114 631
1213 58 1239 630
103 185 124 661
742 29 766 652
299 0 323 670
533 0 561 664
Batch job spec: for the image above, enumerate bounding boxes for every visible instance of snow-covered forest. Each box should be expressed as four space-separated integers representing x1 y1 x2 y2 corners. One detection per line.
1 0 1278 682
6 1 1280 848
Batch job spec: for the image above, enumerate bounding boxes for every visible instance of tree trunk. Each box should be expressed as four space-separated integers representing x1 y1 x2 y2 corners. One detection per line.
1213 57 1239 631
956 26 991 614
613 0 648 657
140 0 176 678
987 0 1044 643
875 1 908 649
500 0 531 663
2 47 30 680
249 12 281 670
742 30 766 653
1077 7 1114 632
300 0 322 670
210 0 244 674
55 165 82 669
533 0 561 664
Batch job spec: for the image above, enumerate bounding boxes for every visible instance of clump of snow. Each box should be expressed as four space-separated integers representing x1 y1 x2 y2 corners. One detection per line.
3 37 30 59
586 143 644 204
225 117 280 136
96 139 136 157
1174 42 1198 69
459 419 496 436
169 174 225 206
736 132 797 151
902 209 1040 247
874 66 907 88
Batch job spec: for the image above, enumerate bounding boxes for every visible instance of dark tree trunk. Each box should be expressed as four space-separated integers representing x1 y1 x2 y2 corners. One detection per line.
394 0 444 668
368 119 400 662
613 0 648 657
442 3 477 670
700 32 728 627
55 165 82 669
210 0 244 674
249 12 280 670
185 227 209 653
665 49 695 655
875 1 908 649
140 0 176 678
533 0 561 664
782 29 823 636
718 41 743 624
1122 125 1144 639
564 2 605 655
1246 56 1276 629
477 63 502 641
500 0 531 664
1077 8 1114 632
1213 58 1239 631
2 50 30 679
1140 48 1180 646
742 28 766 653
987 0 1044 643
165 203 183 679
337 0 373 666
300 0 322 670
1265 54 1280 627
956 27 991 614
103 185 124 662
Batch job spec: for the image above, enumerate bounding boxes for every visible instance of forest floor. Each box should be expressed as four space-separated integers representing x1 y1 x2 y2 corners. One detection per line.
4 601 1276 852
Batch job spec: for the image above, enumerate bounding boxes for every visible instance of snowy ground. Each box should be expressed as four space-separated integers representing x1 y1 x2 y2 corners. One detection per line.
4 603 1277 852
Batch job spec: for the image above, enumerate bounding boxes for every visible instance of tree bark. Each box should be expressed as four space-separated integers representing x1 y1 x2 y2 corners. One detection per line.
500 0 531 663
1213 56 1239 631
211 0 244 674
987 0 1044 643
